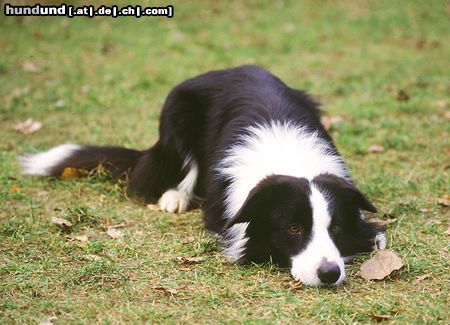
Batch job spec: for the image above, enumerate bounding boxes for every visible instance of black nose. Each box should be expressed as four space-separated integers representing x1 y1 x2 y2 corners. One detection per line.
317 261 341 284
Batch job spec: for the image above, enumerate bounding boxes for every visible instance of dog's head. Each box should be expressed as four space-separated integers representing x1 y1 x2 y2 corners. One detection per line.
220 174 385 286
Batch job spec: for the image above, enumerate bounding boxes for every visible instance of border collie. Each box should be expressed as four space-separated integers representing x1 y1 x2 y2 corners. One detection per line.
21 65 386 286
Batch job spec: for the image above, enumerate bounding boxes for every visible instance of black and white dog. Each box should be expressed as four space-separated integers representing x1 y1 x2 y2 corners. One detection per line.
21 65 386 286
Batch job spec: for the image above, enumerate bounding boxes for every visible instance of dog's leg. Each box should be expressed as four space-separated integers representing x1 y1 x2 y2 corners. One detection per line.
158 158 198 213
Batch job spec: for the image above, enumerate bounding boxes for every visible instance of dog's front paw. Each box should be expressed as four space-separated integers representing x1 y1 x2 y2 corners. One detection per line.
374 232 387 250
158 189 190 213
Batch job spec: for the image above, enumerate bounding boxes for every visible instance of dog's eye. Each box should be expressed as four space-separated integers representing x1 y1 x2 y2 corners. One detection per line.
288 224 302 235
330 224 341 234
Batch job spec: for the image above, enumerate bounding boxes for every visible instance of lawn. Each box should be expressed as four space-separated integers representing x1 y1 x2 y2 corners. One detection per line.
1 0 449 323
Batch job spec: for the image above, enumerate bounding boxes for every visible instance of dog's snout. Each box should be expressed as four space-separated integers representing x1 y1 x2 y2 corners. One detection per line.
317 261 341 284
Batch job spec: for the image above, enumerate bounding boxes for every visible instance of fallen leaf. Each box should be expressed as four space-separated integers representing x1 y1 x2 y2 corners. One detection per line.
9 184 21 193
437 195 449 207
282 22 295 33
147 204 160 211
320 115 343 130
107 226 123 240
175 256 205 264
368 145 385 153
154 286 178 295
14 118 43 135
74 234 89 242
443 226 450 236
445 111 450 119
55 99 65 108
360 250 403 281
289 280 303 290
60 167 86 180
436 99 448 109
371 314 391 322
369 218 397 226
23 61 38 72
415 274 431 283
50 217 72 231
39 315 58 325
81 254 101 261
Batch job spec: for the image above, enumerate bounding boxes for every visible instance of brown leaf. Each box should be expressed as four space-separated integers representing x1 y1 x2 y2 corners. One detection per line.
14 118 43 135
415 274 431 283
147 204 160 211
107 226 123 240
369 218 397 226
175 256 205 264
368 145 385 153
154 286 178 295
445 111 450 119
23 61 38 72
74 234 89 242
81 254 101 262
443 226 450 236
39 315 58 325
360 250 403 280
437 195 450 207
289 280 303 290
60 167 87 180
320 115 343 130
50 217 72 231
9 184 21 193
371 314 391 322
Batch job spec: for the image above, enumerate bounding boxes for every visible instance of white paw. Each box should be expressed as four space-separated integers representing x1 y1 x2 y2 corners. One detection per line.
374 232 387 250
158 189 190 213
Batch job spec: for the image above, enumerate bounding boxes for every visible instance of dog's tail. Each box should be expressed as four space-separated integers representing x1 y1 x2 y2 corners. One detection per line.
20 144 143 179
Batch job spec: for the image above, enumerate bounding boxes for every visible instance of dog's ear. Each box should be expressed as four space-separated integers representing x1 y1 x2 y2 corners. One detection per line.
224 176 310 230
313 174 377 213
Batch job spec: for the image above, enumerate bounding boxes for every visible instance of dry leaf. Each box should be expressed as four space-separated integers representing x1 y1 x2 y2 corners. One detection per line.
147 204 160 211
437 195 449 207
415 274 431 283
445 111 450 119
360 250 403 280
154 286 178 295
39 315 58 325
107 226 123 240
436 100 448 109
23 61 38 72
50 217 72 230
60 167 86 180
175 256 205 264
369 218 397 226
81 254 101 261
368 145 385 153
74 234 89 242
371 314 391 322
55 99 65 108
320 115 342 130
9 184 21 193
289 280 303 290
443 226 450 236
14 118 43 135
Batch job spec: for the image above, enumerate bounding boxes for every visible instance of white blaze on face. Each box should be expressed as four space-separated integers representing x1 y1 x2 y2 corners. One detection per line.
290 185 345 286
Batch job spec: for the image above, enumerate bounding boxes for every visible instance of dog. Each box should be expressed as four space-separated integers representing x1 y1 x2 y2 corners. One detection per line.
21 65 386 286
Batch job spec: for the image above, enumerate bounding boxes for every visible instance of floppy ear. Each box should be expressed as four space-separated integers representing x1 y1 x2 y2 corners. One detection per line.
313 174 377 213
223 181 274 230
224 175 310 230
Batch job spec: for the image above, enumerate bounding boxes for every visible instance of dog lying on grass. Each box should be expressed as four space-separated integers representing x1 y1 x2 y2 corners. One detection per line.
21 65 386 286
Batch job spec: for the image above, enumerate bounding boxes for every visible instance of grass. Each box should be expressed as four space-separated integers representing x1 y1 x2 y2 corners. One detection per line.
1 0 449 323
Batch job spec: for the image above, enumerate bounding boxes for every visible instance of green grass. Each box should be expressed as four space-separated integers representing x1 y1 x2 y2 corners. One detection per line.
1 0 449 323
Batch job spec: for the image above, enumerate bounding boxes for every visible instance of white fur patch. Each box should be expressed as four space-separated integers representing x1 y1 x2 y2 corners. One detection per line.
19 144 80 176
220 222 249 261
291 185 345 286
158 159 198 213
374 232 387 250
217 121 349 219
